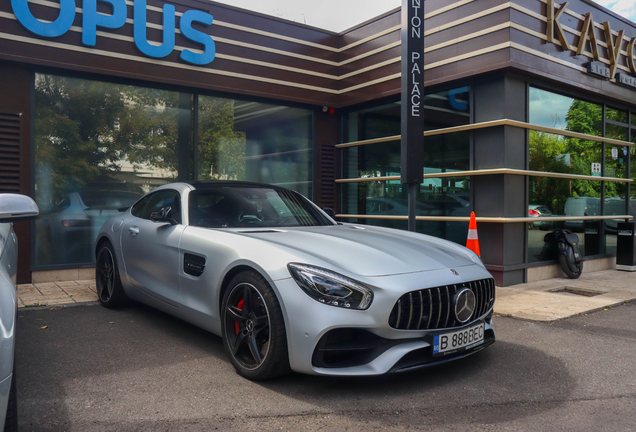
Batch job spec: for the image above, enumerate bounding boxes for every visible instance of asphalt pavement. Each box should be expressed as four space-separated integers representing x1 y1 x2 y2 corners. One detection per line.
15 301 636 431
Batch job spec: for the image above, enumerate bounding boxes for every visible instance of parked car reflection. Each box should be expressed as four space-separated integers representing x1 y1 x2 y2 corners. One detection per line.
366 194 470 217
604 197 635 233
41 189 141 263
528 204 553 230
563 197 600 232
366 197 433 215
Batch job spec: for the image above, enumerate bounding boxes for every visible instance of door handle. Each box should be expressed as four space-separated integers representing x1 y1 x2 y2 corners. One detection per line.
128 226 140 236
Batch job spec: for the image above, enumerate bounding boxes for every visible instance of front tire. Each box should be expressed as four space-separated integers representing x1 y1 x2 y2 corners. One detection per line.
95 241 130 308
221 271 290 380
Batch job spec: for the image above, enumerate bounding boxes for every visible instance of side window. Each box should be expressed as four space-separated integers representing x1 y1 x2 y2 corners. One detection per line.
54 196 71 213
131 194 153 219
132 190 182 223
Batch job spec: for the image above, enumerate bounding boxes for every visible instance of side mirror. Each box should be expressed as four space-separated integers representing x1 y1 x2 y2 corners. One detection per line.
0 194 39 223
322 207 336 219
150 206 177 225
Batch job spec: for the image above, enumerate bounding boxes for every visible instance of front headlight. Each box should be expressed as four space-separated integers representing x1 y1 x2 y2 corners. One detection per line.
287 263 373 310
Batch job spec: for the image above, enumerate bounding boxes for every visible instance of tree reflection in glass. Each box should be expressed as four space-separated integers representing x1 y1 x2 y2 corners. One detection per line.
34 74 187 266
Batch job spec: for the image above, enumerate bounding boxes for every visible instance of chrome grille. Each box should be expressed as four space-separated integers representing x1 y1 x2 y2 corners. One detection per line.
388 278 496 330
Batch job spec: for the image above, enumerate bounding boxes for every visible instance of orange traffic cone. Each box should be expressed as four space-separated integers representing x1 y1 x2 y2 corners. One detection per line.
466 212 480 256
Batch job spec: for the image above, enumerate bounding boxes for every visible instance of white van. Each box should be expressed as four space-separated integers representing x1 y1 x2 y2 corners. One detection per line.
564 197 600 231
604 197 635 232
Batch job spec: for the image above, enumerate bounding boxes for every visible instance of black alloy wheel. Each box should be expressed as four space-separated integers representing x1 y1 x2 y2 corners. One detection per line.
95 241 130 308
222 271 290 380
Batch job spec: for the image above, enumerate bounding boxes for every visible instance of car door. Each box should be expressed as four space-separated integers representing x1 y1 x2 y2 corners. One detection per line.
121 189 184 306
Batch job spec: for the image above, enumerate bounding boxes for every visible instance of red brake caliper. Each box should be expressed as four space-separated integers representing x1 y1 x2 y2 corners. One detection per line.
235 299 244 334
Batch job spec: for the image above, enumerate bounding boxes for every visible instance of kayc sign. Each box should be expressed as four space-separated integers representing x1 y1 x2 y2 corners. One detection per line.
546 0 636 89
10 0 216 65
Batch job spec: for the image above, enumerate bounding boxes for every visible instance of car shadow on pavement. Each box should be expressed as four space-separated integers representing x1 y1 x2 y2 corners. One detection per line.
16 303 230 431
16 304 575 431
254 340 576 429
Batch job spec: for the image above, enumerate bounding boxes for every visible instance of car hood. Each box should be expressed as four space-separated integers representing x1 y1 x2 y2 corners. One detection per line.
232 224 477 277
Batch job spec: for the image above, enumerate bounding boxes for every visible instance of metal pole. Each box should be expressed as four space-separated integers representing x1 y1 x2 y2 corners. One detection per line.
408 183 417 231
400 0 425 232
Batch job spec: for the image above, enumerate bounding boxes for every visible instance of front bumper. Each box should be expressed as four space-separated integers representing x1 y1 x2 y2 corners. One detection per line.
274 264 495 376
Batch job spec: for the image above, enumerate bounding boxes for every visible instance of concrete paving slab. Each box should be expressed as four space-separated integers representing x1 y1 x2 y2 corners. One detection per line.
18 281 99 307
55 281 80 287
494 269 636 322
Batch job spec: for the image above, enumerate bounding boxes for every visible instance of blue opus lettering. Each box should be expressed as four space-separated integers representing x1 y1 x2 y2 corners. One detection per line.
82 0 127 46
11 0 76 37
179 10 216 65
11 0 216 65
133 0 176 58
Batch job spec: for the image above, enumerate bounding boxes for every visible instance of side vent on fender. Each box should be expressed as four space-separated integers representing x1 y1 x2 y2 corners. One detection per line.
184 253 206 277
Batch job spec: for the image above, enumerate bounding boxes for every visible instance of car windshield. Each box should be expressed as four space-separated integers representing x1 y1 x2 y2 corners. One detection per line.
188 186 334 228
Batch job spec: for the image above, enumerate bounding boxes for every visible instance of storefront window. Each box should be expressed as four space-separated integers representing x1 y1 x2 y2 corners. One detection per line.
529 88 603 179
528 177 603 262
341 87 471 244
198 96 313 197
529 87 602 134
34 74 193 267
34 75 314 268
529 132 602 177
604 184 629 255
606 107 628 124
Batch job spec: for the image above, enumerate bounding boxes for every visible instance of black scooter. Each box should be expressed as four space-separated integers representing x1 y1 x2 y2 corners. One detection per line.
539 229 583 279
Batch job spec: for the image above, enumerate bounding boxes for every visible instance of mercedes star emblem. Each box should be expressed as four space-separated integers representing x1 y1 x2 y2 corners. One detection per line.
454 288 476 323
450 269 460 276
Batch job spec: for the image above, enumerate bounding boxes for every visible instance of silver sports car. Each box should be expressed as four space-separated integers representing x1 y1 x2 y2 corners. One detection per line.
95 181 495 380
1 194 39 430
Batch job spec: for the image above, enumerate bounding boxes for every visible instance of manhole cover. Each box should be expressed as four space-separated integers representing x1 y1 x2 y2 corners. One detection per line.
549 287 606 297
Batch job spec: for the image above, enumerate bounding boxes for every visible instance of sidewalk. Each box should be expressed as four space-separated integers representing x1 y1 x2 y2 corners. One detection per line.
17 269 636 322
17 280 98 308
495 269 636 321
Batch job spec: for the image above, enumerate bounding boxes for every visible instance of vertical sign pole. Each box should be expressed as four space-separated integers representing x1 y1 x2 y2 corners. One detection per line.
401 0 425 232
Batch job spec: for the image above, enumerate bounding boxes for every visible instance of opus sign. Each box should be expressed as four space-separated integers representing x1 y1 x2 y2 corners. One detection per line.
10 0 216 65
546 0 636 90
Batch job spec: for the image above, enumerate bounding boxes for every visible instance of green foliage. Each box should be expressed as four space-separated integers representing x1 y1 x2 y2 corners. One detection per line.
197 96 246 180
528 98 607 214
35 75 184 205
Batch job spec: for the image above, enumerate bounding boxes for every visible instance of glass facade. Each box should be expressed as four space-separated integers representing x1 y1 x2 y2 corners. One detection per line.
341 86 471 245
528 87 633 262
197 97 313 196
34 74 313 268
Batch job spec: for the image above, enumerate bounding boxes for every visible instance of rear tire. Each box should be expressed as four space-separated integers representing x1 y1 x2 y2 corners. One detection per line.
221 271 290 380
95 241 130 308
3 366 17 432
559 254 583 279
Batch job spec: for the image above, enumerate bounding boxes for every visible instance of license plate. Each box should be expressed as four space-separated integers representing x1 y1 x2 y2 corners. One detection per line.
433 323 485 355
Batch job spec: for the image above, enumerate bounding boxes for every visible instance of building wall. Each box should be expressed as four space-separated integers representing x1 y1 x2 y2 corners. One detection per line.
0 64 32 282
2 0 636 284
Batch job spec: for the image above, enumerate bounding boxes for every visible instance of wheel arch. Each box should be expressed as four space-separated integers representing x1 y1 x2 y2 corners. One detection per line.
218 264 262 316
95 235 111 256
